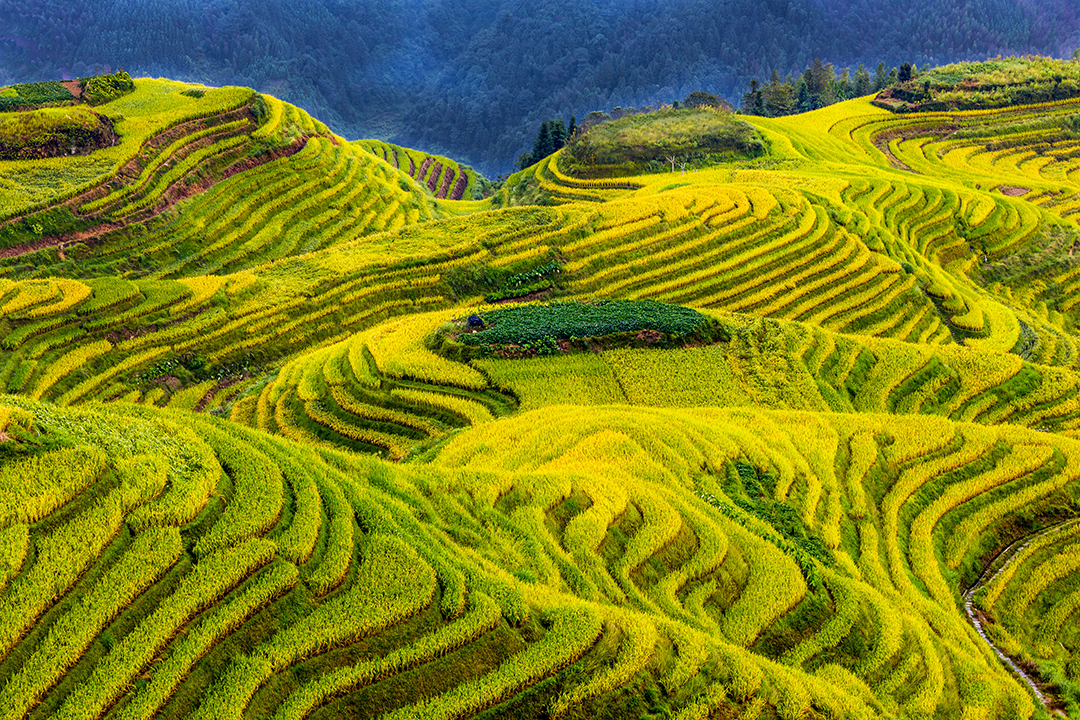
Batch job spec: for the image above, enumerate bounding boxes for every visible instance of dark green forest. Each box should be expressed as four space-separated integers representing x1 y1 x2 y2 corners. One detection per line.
1 0 1079 174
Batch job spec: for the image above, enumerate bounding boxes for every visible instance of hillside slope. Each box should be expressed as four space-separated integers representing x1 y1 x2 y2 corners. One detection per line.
4 62 1080 718
0 394 1071 719
4 0 1080 173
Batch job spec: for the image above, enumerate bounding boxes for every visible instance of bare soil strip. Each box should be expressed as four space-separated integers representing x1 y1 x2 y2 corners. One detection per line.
1000 185 1031 197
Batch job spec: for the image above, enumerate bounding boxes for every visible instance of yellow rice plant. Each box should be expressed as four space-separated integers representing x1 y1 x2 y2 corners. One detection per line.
0 527 182 720
114 561 299 720
0 524 29 593
0 494 125 657
550 607 658 717
1 281 63 318
0 446 108 524
54 538 277 720
909 443 1054 607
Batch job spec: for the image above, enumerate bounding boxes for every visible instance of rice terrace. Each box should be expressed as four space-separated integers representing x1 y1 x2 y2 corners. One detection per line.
10 52 1080 720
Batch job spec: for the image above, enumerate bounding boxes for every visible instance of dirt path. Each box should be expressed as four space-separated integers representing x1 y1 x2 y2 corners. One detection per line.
962 519 1079 714
0 221 123 259
61 80 83 101
1000 185 1031 197
871 136 918 173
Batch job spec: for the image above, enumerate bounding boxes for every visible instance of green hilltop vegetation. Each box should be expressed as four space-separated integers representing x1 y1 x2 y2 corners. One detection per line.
7 57 1080 719
559 108 765 177
873 56 1080 113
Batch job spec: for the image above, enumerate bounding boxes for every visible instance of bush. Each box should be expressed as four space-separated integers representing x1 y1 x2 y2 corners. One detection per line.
79 72 136 106
874 56 1080 113
0 106 114 160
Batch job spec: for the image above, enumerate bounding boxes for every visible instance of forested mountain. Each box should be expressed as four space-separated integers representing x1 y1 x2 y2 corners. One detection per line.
2 0 1080 174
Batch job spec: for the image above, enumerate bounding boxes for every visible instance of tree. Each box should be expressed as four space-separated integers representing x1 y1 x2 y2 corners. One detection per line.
742 56 908 118
519 116 571 169
898 62 913 82
836 68 852 101
740 79 764 115
855 65 872 96
531 120 552 163
684 90 723 109
874 62 888 91
763 70 796 117
808 58 831 96
797 76 812 112
551 117 568 148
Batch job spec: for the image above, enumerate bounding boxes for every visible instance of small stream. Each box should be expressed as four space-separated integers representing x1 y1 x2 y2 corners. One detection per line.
961 519 1080 711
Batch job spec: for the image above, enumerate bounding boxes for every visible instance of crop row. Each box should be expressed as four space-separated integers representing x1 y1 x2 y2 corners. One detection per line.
354 139 477 200
1 80 258 223
80 118 252 215
6 384 1074 717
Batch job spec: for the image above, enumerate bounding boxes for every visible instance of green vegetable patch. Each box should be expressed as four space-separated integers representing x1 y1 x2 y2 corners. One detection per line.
445 299 723 358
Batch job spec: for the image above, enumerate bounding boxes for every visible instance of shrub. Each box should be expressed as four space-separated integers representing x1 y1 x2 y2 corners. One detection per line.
0 106 113 160
79 72 136 105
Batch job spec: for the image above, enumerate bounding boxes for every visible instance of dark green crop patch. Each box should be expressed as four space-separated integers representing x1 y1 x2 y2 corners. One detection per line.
0 81 75 112
459 299 710 347
78 72 136 106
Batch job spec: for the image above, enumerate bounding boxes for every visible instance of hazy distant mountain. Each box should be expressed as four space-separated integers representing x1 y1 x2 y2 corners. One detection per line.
3 0 1079 174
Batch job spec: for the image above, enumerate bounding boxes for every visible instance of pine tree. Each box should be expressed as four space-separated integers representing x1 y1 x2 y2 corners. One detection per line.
740 79 765 115
763 70 795 117
531 120 551 164
551 118 567 149
797 76 812 112
809 58 831 97
874 62 888 91
855 65 872 96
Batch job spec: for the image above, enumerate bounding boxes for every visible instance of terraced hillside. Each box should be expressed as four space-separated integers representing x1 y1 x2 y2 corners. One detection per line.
354 140 481 201
0 79 448 280
2 394 1075 720
5 60 1080 719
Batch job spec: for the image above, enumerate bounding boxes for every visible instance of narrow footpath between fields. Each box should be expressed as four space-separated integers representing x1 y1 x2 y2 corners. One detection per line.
962 519 1080 715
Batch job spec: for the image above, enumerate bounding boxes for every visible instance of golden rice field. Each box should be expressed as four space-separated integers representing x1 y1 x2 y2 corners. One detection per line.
4 64 1080 719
